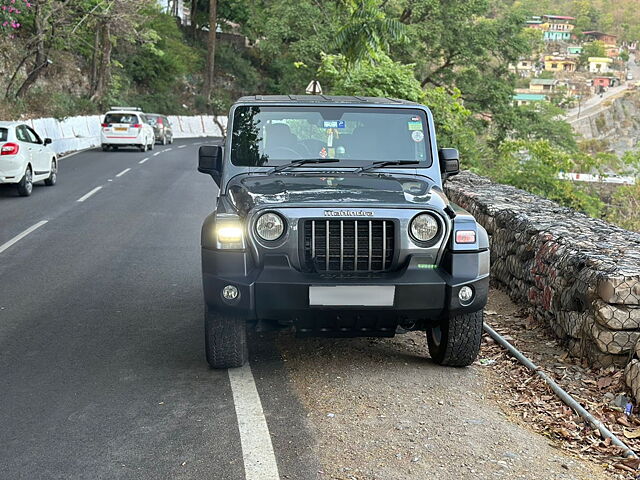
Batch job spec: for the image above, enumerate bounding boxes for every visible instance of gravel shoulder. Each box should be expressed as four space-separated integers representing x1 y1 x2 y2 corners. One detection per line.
276 291 609 480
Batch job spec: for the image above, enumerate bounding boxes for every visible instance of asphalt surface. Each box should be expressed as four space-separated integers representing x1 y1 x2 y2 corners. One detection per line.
0 139 318 480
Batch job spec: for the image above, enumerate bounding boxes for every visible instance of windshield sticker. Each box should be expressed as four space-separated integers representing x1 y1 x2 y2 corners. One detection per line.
411 130 424 143
323 120 346 129
408 121 423 131
319 147 328 159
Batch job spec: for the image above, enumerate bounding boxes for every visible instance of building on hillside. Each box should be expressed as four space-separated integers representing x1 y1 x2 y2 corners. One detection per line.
567 46 583 56
525 16 545 30
530 78 559 92
542 15 575 42
582 31 618 46
588 57 613 73
592 76 618 88
514 93 547 106
509 59 538 77
544 55 577 72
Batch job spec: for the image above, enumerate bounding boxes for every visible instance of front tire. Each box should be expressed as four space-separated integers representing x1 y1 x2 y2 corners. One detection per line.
205 307 248 369
17 166 33 196
44 159 57 186
427 310 484 367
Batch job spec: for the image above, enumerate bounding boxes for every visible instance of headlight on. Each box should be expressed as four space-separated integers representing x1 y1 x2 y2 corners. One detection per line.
410 213 440 244
215 220 245 249
255 212 285 241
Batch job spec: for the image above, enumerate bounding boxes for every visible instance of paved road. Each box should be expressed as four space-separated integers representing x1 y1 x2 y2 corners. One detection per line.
0 139 317 480
566 54 640 122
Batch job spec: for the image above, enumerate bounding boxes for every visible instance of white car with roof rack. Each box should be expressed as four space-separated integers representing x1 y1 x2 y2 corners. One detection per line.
100 107 155 152
0 122 58 196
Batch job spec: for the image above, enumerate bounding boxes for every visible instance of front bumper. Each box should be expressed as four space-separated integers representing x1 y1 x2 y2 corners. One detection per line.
202 249 489 334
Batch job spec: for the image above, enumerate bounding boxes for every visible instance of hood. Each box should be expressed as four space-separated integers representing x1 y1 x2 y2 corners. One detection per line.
227 173 446 214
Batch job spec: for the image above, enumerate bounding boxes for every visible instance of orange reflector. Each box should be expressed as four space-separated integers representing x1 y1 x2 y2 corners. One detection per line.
455 230 476 244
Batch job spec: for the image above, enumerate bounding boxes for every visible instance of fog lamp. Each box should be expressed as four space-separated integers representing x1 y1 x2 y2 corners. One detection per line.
222 285 239 300
458 286 473 303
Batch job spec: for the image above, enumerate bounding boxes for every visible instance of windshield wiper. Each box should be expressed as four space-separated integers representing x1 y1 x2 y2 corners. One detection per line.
270 158 339 173
354 160 420 174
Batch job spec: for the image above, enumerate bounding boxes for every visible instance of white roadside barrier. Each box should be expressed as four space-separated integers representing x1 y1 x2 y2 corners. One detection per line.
18 114 226 157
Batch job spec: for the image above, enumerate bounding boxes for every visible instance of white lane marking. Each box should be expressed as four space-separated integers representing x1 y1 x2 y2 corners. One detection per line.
178 145 186 149
77 186 103 202
0 220 48 255
163 148 172 152
139 157 149 164
59 146 98 160
107 179 113 182
115 168 131 178
153 152 161 157
228 365 280 480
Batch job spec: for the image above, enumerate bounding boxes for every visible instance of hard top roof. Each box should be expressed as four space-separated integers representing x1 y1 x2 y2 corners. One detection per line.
234 95 422 107
0 121 19 128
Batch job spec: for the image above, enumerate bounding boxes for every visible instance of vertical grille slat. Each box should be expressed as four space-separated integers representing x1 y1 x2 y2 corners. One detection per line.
304 219 394 273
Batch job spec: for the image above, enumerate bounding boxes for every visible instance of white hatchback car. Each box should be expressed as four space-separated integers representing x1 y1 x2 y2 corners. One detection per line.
100 108 155 152
0 122 58 196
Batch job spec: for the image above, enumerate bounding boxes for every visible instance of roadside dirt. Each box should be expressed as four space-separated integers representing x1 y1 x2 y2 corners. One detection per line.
277 289 613 480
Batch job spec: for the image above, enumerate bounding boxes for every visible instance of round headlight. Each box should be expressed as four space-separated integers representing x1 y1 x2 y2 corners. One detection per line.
410 213 440 243
255 212 285 241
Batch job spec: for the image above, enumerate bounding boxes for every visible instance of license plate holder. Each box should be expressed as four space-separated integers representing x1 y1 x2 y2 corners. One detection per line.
309 286 395 307
114 127 127 132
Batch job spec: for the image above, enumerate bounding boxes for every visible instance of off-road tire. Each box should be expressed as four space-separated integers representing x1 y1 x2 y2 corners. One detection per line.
204 307 248 369
427 310 483 367
44 159 57 186
17 166 33 197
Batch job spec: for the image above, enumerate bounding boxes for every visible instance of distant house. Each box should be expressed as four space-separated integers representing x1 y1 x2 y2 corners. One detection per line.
514 93 547 106
582 31 618 46
544 55 577 72
545 31 573 42
593 77 618 88
530 78 559 92
509 59 537 77
525 16 545 30
542 15 575 42
567 46 583 56
588 57 613 73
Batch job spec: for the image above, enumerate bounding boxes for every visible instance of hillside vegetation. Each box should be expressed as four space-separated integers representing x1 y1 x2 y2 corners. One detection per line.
0 0 638 230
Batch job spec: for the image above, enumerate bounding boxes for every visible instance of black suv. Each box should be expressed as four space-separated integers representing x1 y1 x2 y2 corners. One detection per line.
198 96 489 368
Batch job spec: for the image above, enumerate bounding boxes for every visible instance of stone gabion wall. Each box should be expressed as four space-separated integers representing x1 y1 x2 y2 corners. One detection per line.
444 173 640 398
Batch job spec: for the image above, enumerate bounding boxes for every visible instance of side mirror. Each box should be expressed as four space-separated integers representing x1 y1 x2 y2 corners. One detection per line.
44 138 52 146
198 145 223 186
438 148 459 180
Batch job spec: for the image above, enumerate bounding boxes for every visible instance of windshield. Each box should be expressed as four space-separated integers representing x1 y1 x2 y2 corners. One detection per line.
230 106 431 167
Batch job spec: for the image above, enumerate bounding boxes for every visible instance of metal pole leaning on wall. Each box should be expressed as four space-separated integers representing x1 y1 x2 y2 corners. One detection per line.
484 323 638 459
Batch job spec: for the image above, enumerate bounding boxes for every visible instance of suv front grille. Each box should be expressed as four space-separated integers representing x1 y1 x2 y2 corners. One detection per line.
303 220 395 272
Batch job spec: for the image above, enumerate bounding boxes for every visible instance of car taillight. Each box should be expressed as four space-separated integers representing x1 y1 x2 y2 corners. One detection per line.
101 123 109 128
156 118 163 125
132 124 142 128
1 143 19 155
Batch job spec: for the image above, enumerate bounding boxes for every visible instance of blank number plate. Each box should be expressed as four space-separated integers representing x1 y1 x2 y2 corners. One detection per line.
309 286 395 307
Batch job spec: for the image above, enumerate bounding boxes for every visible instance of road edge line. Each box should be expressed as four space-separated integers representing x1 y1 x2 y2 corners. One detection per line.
228 365 281 480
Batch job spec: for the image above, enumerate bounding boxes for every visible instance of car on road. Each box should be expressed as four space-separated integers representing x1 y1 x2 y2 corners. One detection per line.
100 107 155 152
0 122 58 196
198 95 490 369
146 114 174 146
627 72 634 80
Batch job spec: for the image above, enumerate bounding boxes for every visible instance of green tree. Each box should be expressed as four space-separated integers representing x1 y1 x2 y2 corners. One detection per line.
334 0 407 64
